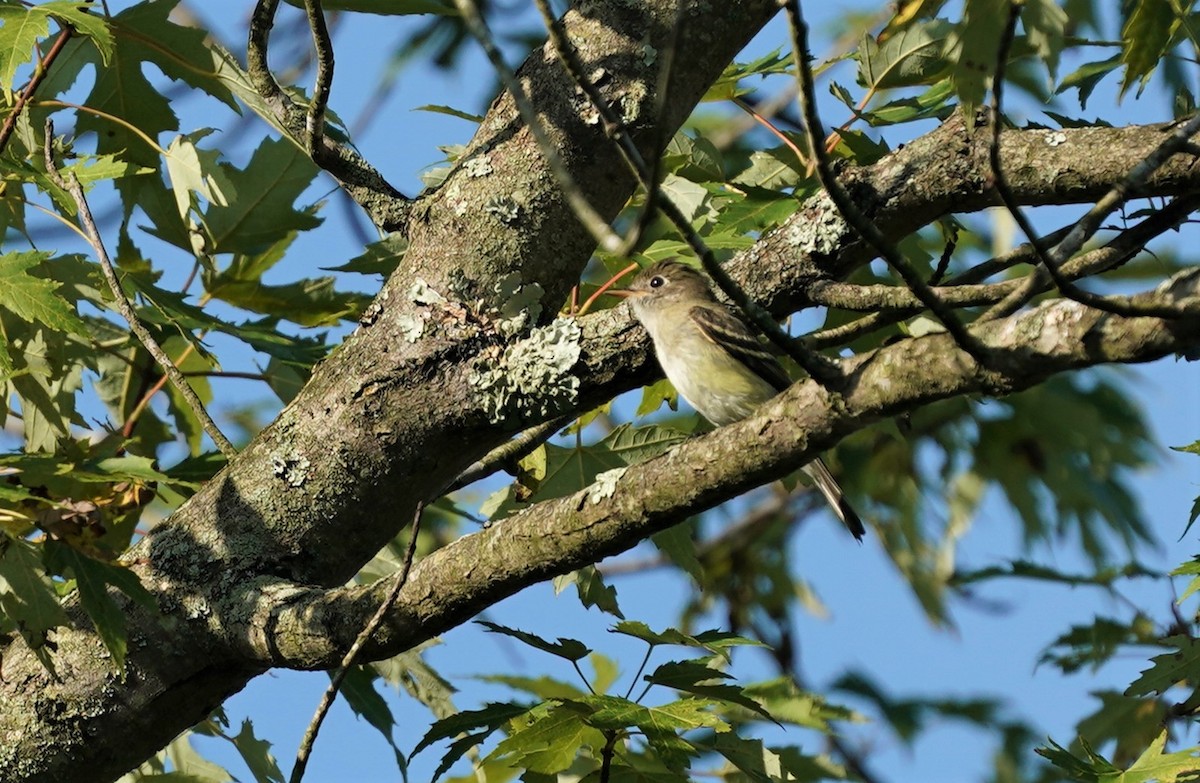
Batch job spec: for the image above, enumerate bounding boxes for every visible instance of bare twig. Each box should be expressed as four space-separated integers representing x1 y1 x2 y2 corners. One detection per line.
733 96 810 167
453 0 623 253
984 0 1200 321
534 0 843 385
448 415 569 492
247 0 289 107
289 501 426 783
246 0 409 231
809 197 1199 348
783 0 992 367
534 0 686 256
43 121 237 458
302 0 334 157
0 25 73 155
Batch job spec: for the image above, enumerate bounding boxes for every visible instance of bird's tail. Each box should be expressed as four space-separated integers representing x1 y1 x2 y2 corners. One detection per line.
802 458 866 541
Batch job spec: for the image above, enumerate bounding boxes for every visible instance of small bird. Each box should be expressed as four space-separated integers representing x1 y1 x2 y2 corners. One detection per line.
623 259 865 541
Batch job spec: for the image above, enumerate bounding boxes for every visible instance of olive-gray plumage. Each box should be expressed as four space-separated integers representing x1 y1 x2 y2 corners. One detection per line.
626 259 865 541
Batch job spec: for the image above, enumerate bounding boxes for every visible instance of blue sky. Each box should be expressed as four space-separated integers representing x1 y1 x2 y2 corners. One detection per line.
29 0 1200 780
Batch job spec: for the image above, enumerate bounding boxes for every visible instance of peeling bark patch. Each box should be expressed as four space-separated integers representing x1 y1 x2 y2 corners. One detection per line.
469 317 583 423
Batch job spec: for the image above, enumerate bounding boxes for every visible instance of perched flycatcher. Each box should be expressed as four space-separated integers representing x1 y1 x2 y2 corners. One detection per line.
624 259 865 541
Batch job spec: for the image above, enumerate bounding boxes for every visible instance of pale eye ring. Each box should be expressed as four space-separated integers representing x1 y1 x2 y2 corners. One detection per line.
649 276 665 288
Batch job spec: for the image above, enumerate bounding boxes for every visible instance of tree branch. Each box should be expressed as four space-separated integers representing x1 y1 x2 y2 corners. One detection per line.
783 0 989 365
246 0 410 231
232 268 1200 670
43 122 237 458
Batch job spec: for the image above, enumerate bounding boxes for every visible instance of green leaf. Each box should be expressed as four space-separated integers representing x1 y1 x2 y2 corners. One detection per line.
476 673 589 701
1120 0 1178 98
476 620 591 661
553 566 624 619
635 378 677 417
62 0 236 168
944 0 1008 122
742 677 861 730
1037 732 1200 783
610 621 766 662
650 522 703 584
229 719 285 783
0 538 68 668
164 132 235 220
323 234 407 277
40 2 114 64
1075 691 1167 767
564 694 730 735
281 0 457 15
0 251 89 335
43 539 157 670
730 147 805 190
339 665 399 744
200 136 321 254
1057 55 1121 110
689 733 843 783
411 701 534 773
1125 636 1200 698
414 104 483 122
491 703 605 774
856 19 952 89
712 187 799 233
1021 0 1067 80
645 660 776 723
703 48 793 102
514 424 687 507
659 173 710 222
0 5 50 95
205 236 369 327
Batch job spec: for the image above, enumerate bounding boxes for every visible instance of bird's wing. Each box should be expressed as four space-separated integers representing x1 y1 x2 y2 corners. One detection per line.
689 304 792 392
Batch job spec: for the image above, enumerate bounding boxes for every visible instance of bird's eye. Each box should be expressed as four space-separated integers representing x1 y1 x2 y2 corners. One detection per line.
649 276 665 288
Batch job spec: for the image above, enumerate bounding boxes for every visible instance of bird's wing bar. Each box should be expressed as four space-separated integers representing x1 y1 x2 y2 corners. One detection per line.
689 305 792 392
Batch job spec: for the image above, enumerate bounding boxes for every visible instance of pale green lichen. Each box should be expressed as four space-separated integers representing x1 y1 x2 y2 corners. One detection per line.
469 317 582 423
483 194 522 224
587 467 626 504
463 155 493 177
397 313 426 343
787 192 847 255
409 278 446 305
493 272 544 336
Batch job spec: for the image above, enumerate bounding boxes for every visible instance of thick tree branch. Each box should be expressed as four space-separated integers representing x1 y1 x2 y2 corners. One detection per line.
232 269 1200 670
0 4 782 781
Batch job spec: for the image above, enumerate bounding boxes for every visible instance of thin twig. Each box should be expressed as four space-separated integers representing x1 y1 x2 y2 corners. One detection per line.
534 0 843 385
984 0 1200 321
810 197 1200 348
453 0 623 253
289 501 426 783
302 0 334 158
0 25 73 155
447 415 569 492
247 0 289 107
599 731 619 783
733 96 809 167
43 121 237 458
783 0 992 367
929 224 958 285
576 262 640 316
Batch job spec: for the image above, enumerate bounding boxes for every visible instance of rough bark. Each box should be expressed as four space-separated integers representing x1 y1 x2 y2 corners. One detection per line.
2 4 1200 781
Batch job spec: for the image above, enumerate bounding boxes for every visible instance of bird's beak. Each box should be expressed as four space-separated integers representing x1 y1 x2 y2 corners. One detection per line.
608 289 643 299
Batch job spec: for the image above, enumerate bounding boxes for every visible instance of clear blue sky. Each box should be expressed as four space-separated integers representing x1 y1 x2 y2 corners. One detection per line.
53 1 1200 780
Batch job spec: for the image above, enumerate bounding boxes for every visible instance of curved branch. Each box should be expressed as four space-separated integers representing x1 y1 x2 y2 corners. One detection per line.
234 269 1200 670
247 0 410 231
